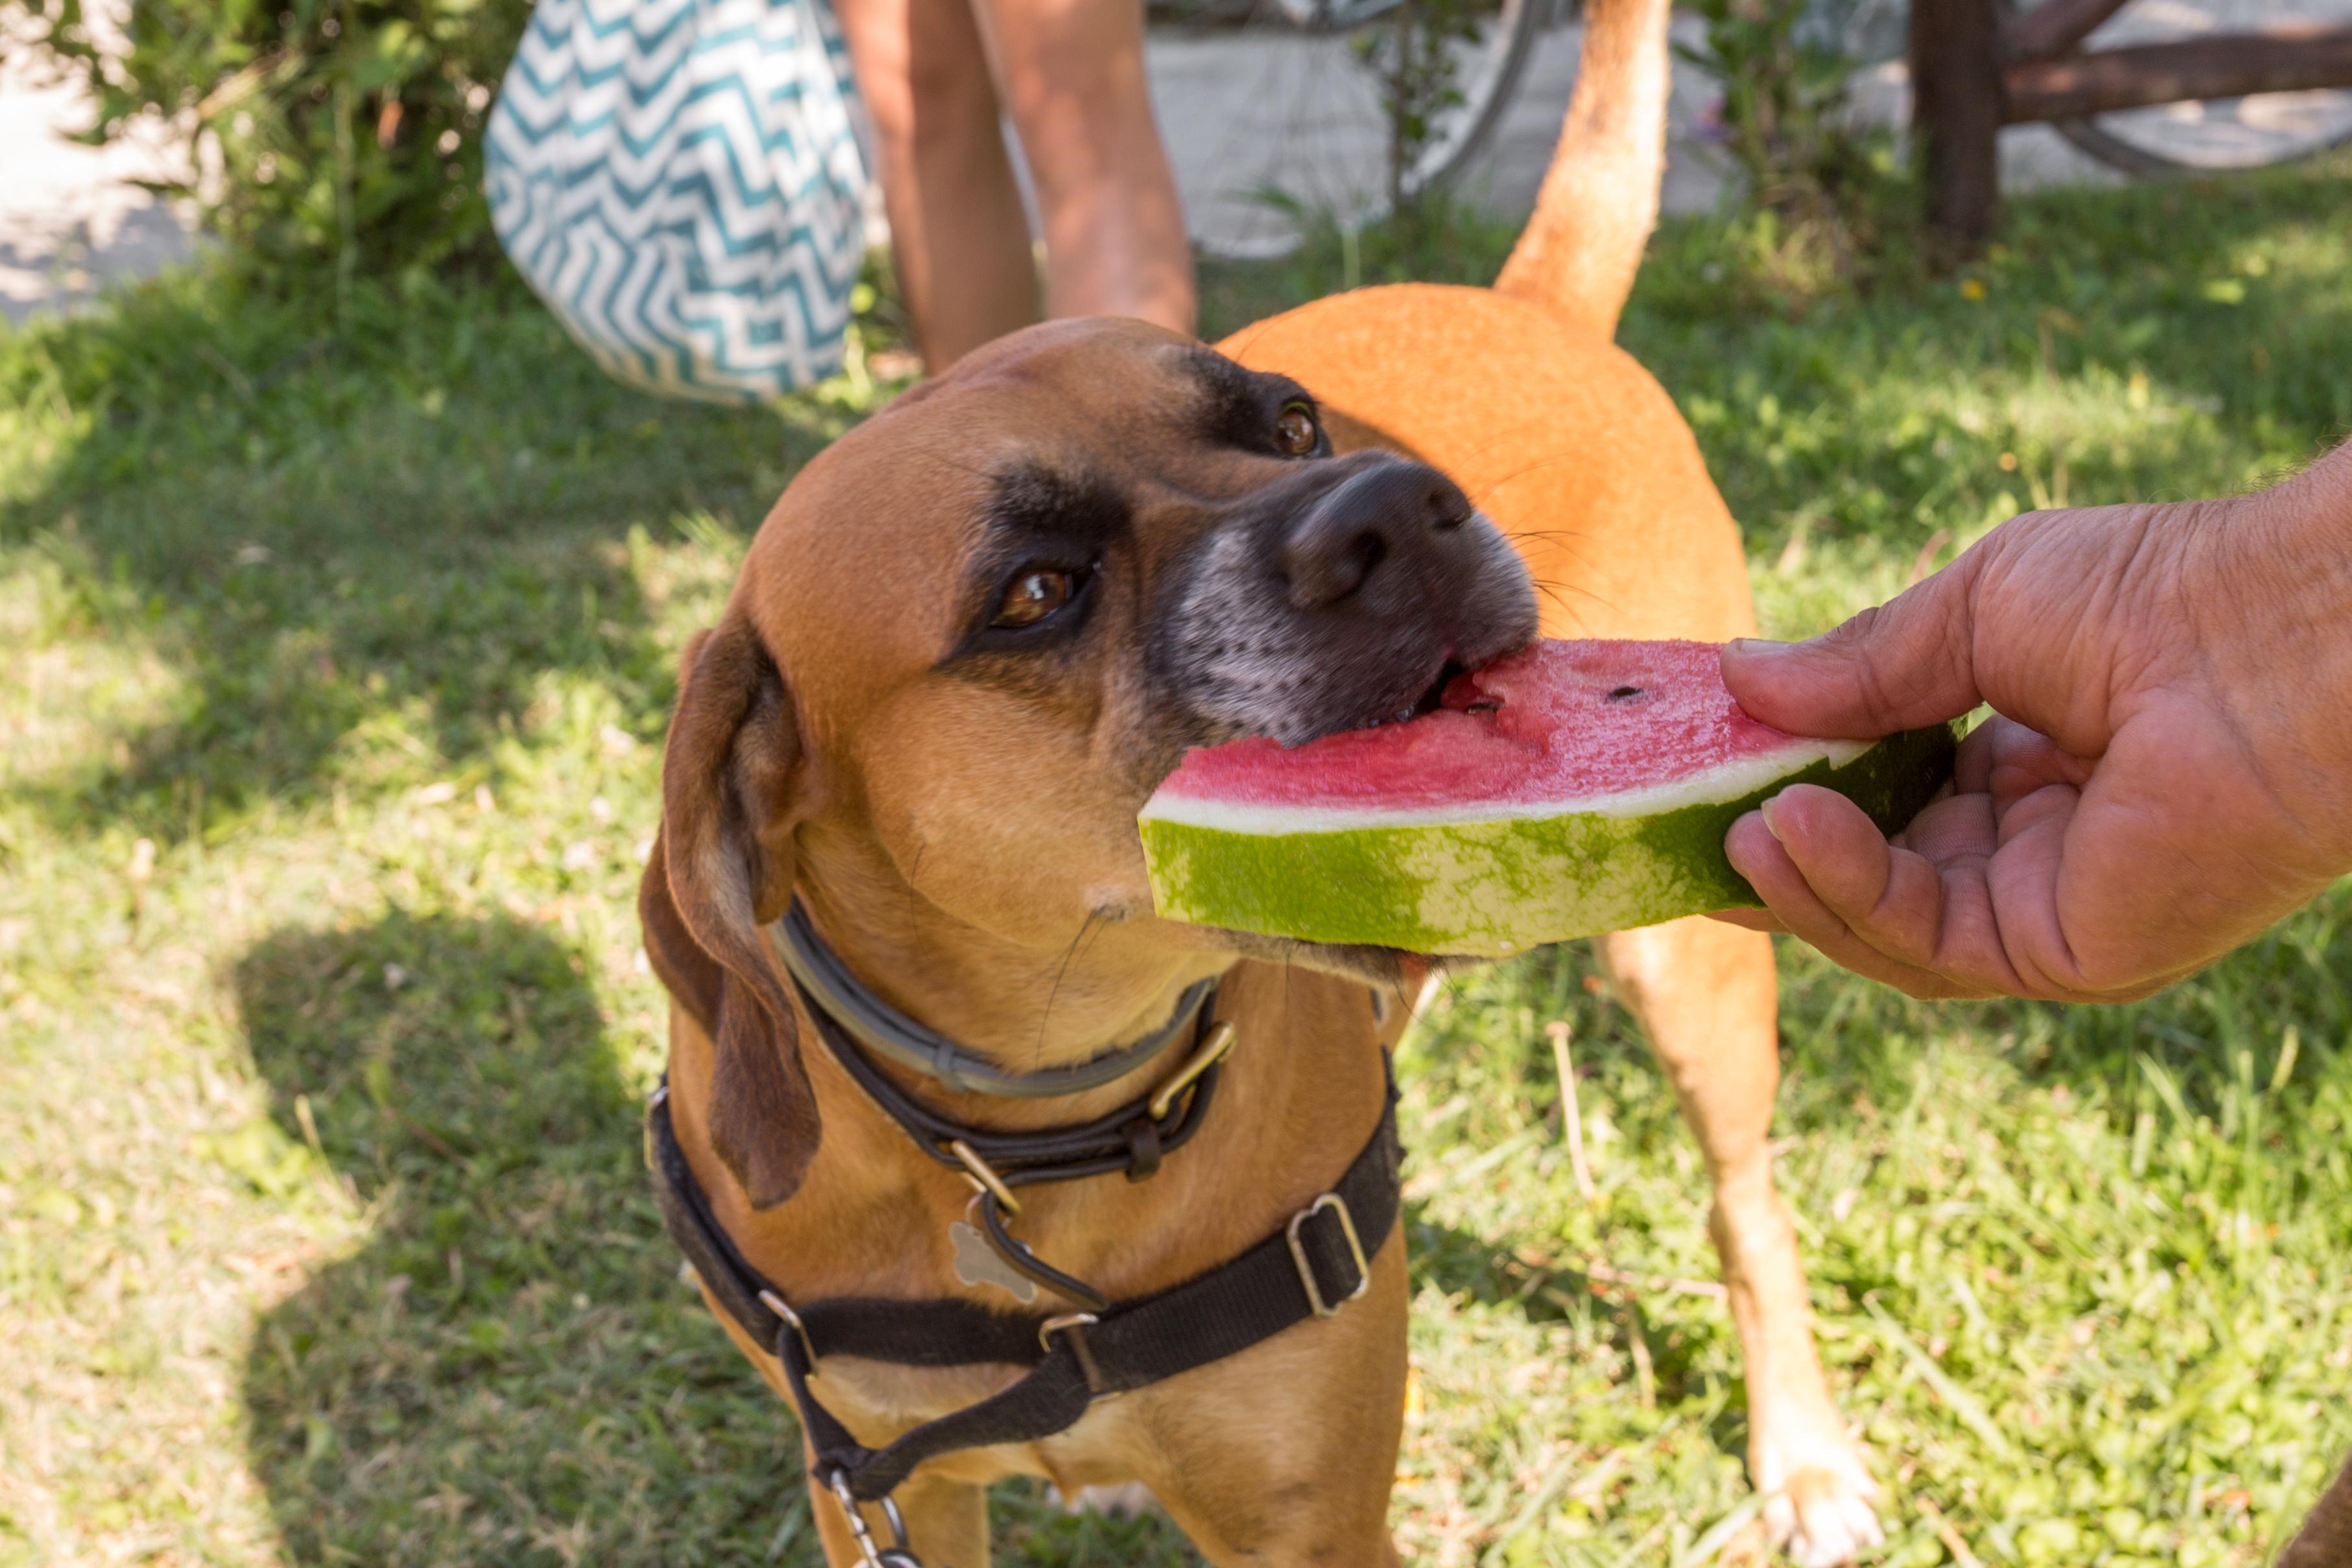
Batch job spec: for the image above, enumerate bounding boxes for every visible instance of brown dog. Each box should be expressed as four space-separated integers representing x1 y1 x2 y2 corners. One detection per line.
639 1 1881 1563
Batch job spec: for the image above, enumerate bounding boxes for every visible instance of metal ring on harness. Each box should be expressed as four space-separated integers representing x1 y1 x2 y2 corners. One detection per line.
828 1468 926 1568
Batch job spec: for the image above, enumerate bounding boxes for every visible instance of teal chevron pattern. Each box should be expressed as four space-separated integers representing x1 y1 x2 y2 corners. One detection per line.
486 0 868 404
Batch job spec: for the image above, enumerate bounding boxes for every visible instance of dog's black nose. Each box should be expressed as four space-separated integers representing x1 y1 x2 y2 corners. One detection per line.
1282 460 1474 611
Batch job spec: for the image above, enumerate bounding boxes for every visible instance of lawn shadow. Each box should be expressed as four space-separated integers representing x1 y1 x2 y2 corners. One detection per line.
0 266 845 848
235 910 815 1566
233 910 1205 1567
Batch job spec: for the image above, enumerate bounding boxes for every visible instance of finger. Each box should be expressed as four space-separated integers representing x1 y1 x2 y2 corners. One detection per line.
1719 546 1991 738
1707 904 1787 933
1758 786 1912 929
1759 786 2034 997
1890 790 1999 863
1724 808 1994 998
1982 718 2095 812
1979 779 2098 995
1954 716 1999 795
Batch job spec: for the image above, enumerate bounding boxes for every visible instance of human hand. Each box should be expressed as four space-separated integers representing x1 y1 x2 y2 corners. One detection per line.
1715 450 2352 1002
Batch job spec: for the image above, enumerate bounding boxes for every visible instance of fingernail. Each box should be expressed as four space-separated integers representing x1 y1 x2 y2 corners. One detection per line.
1726 637 1791 657
1758 795 1786 842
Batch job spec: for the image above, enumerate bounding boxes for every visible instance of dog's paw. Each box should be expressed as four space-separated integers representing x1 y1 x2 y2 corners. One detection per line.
1756 1427 1884 1567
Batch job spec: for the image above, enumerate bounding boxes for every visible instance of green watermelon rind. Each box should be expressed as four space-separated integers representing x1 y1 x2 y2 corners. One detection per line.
1140 722 1959 955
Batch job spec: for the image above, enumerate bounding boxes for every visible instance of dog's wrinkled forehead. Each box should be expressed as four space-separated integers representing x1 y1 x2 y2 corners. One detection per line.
740 320 1313 675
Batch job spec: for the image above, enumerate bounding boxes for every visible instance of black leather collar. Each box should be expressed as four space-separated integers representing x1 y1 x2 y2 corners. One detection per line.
644 908 1400 1563
771 900 1217 1098
794 952 1230 1310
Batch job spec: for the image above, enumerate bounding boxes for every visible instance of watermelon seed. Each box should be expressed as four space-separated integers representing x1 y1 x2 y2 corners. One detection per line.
1606 685 1645 701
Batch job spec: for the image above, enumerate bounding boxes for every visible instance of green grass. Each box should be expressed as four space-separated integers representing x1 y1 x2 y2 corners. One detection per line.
4 162 2350 1567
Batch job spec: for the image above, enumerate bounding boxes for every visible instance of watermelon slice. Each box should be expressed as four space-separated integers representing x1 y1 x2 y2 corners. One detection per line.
1139 639 1955 956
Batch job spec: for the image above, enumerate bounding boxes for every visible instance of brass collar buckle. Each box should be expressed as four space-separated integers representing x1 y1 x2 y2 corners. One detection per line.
758 1288 821 1375
1148 1020 1236 1121
947 1139 1020 1216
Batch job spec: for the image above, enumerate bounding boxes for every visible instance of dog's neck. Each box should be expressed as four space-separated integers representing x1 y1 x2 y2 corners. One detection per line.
788 857 1231 1079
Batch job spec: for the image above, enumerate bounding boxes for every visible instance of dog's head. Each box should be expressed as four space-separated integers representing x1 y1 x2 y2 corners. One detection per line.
643 318 1536 1204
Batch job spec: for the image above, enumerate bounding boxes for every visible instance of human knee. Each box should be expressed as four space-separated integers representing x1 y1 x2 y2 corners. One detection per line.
991 18 1152 152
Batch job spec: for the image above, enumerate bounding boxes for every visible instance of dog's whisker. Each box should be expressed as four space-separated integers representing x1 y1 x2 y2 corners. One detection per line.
904 841 926 938
1034 909 1105 1070
1523 574 1621 620
1467 451 1595 511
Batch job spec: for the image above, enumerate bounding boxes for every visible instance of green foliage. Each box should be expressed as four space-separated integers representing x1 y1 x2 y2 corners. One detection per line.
12 0 532 283
5 160 2352 1563
1676 0 1907 297
1358 0 1489 210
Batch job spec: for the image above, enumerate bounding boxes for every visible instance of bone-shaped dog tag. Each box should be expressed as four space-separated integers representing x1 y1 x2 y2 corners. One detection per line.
950 1220 1039 1304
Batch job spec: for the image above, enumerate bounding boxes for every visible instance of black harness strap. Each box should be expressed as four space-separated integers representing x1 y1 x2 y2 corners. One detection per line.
804 982 1232 1309
774 902 1217 1097
646 1066 1402 1504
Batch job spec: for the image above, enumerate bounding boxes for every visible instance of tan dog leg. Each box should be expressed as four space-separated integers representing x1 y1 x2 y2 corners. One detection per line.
1597 918 1883 1567
808 1460 990 1568
1144 1245 1410 1568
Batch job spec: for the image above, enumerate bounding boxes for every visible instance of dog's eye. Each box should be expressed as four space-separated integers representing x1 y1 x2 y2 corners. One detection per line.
1274 401 1320 456
991 568 1076 629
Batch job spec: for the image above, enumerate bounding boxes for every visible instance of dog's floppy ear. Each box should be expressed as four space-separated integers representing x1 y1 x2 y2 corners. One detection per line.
640 607 819 1208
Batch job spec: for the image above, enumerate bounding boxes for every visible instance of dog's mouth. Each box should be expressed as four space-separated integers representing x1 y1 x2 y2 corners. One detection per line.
1310 647 1501 741
1394 657 1466 726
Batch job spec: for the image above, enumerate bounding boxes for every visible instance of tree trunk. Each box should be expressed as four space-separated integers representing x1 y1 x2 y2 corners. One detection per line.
1912 0 2005 252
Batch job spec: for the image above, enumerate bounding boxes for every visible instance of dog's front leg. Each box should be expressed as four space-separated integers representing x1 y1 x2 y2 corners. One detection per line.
1597 917 1883 1567
1136 1243 1408 1567
806 1457 990 1568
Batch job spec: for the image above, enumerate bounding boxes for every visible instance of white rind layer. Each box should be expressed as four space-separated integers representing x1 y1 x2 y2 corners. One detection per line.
1140 736 1874 836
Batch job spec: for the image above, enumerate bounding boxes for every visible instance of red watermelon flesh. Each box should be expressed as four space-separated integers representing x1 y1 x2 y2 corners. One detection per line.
1152 640 1851 825
1138 638 1957 952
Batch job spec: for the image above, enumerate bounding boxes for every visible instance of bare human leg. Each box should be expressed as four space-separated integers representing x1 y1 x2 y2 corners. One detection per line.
969 0 1196 334
834 0 1038 371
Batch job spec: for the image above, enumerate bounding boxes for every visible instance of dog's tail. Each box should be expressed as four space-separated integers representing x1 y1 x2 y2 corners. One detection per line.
1492 0 1675 340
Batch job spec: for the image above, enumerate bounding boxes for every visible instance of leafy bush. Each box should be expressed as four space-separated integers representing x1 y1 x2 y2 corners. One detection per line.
1677 0 1907 298
14 0 533 284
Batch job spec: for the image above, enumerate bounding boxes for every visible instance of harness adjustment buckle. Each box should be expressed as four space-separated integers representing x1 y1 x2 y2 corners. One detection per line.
1286 1192 1370 1318
758 1288 822 1376
1040 1312 1115 1399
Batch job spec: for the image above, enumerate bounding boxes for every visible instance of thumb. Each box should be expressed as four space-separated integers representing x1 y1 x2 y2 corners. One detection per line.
1721 549 1988 739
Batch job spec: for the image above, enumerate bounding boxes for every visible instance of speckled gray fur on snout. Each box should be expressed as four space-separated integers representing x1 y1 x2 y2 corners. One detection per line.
1158 454 1539 749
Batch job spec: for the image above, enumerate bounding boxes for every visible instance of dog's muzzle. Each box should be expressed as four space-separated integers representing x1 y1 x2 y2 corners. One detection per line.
1156 451 1540 749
